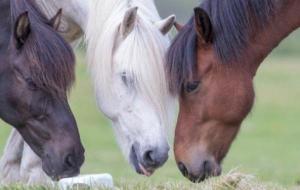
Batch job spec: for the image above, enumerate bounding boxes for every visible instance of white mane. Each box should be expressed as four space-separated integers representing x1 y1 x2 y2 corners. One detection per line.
86 0 173 128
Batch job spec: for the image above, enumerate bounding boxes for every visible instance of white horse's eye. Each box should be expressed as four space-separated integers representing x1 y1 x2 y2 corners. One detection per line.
121 72 134 88
121 73 128 85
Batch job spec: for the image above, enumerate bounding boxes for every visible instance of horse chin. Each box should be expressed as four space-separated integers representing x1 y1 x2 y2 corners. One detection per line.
42 157 80 181
129 145 155 176
41 156 58 181
138 163 154 177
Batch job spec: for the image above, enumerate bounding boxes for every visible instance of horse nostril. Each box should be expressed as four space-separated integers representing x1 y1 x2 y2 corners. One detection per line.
203 160 212 177
143 150 156 166
178 162 188 177
65 154 76 169
142 148 168 168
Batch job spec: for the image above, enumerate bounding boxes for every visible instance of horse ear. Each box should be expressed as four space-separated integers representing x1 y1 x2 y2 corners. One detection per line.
155 15 176 35
121 7 138 38
14 12 31 49
174 22 184 31
194 8 213 45
49 9 62 31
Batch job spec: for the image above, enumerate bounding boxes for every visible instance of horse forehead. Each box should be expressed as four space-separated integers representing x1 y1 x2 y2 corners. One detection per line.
113 35 166 67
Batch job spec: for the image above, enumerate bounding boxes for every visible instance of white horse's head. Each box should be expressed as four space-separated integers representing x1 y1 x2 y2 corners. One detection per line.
87 4 175 175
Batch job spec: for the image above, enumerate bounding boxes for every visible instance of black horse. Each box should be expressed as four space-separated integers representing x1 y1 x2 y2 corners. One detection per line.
0 0 84 180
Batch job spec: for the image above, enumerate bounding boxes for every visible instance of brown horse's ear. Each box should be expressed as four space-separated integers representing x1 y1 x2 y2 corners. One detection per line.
121 7 138 38
49 9 62 31
14 12 31 49
194 8 213 45
174 22 184 31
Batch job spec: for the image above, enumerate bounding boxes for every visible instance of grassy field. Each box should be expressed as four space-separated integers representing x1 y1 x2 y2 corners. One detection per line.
0 53 300 189
0 172 292 190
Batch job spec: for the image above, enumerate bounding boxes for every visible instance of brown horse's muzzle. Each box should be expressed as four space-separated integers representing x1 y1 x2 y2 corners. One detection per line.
177 158 221 183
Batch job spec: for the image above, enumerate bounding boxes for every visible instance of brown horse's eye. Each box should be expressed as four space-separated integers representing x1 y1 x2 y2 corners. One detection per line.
185 81 200 93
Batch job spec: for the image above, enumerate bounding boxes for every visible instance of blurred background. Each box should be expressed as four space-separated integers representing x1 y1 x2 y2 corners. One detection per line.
0 0 299 187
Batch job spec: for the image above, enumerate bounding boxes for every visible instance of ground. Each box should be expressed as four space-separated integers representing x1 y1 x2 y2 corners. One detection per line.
0 51 299 189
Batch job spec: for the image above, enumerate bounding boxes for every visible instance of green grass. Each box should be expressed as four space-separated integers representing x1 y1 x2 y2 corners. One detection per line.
0 171 290 190
0 52 300 189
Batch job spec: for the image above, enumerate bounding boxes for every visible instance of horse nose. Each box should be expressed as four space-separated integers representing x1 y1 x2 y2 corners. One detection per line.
64 149 84 170
177 160 221 183
64 154 77 169
142 146 169 168
178 162 189 177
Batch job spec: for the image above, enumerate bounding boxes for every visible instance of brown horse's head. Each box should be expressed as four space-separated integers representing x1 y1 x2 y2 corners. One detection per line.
0 0 84 180
167 6 260 182
167 0 298 181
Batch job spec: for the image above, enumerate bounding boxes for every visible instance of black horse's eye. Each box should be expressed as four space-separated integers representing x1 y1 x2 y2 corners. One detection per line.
25 78 37 90
185 81 200 93
36 114 47 121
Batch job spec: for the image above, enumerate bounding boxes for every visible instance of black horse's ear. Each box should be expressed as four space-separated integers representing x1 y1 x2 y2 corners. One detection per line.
194 8 213 45
49 9 62 31
14 12 31 49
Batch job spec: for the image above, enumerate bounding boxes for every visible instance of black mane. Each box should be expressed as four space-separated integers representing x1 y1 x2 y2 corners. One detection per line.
167 0 278 93
10 0 75 96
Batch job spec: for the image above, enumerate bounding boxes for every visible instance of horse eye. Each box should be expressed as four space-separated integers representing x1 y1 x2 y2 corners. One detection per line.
121 72 134 87
36 114 47 121
185 81 200 93
26 78 38 90
121 73 128 86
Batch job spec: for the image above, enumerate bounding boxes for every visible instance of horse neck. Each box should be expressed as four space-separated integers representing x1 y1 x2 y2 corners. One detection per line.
247 1 300 74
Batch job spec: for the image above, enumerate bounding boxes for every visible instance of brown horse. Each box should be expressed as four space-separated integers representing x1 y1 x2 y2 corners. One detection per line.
167 0 300 183
0 0 84 180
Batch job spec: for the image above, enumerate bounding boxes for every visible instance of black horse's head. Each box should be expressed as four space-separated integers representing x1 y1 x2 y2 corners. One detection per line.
0 1 84 180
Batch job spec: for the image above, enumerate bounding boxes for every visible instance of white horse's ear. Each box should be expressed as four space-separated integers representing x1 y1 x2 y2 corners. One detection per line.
49 8 62 31
155 15 176 35
121 7 138 38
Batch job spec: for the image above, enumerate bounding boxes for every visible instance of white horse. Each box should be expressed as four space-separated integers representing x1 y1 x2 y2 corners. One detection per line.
0 0 175 185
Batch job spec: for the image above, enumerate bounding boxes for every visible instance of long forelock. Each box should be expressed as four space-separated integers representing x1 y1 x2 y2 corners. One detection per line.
11 0 75 96
23 27 75 96
119 18 171 123
167 19 197 94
